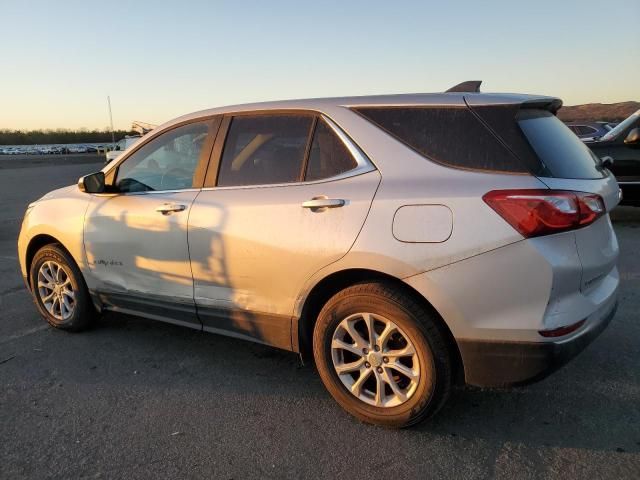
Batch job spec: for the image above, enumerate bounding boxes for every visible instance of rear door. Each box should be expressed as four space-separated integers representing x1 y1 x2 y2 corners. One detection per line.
188 113 380 349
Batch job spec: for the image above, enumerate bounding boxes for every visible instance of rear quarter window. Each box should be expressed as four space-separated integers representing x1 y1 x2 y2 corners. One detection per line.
353 106 531 173
516 110 606 179
356 104 608 180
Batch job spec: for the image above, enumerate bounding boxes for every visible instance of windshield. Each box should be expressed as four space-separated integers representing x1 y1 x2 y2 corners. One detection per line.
600 110 640 141
518 110 606 179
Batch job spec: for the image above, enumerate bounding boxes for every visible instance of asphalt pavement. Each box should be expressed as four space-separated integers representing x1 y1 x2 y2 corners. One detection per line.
1 159 639 479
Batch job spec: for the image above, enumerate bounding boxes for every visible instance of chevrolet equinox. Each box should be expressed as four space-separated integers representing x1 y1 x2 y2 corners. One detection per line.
18 81 620 427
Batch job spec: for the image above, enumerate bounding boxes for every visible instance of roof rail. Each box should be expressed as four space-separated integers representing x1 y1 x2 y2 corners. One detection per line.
446 80 482 93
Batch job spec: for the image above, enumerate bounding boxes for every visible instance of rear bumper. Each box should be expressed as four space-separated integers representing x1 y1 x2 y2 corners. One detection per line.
458 298 617 387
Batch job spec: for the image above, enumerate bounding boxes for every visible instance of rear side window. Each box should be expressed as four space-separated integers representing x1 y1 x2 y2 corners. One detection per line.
306 118 358 181
353 106 530 173
517 110 605 179
217 114 314 187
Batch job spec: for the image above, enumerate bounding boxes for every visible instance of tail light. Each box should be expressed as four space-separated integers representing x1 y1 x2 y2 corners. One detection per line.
483 189 605 238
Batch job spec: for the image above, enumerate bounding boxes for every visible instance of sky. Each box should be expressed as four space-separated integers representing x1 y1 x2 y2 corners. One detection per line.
0 0 638 131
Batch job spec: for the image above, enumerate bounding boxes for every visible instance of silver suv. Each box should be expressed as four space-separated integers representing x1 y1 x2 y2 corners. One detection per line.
18 82 620 427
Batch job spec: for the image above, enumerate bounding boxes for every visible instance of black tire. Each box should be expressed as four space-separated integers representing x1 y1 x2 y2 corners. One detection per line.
29 244 95 331
313 281 453 427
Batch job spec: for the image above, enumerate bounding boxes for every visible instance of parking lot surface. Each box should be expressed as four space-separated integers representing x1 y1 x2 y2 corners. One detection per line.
1 160 639 479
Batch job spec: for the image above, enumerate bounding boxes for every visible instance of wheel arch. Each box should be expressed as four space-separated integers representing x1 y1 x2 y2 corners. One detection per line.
296 268 463 383
25 234 75 289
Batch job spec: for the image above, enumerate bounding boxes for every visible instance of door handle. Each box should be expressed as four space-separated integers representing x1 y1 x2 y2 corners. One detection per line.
301 196 346 210
155 203 186 215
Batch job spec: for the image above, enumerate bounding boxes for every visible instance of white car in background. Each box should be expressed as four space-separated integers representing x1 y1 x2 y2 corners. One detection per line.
105 136 142 164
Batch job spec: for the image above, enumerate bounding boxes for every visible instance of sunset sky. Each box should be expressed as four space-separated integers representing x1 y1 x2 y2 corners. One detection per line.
1 0 638 130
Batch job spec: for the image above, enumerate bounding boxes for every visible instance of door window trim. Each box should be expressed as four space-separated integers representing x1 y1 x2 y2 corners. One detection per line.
202 110 375 190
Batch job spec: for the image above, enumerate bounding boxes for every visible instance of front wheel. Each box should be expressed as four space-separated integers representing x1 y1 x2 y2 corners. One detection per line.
313 282 453 427
29 244 95 331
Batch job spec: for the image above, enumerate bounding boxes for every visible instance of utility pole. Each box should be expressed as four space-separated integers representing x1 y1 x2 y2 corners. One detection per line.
107 96 115 145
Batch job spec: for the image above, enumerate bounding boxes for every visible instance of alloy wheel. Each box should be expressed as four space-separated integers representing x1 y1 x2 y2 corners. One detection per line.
37 260 75 321
331 312 420 407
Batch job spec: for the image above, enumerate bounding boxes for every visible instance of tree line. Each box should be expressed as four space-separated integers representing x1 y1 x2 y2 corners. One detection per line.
0 129 136 145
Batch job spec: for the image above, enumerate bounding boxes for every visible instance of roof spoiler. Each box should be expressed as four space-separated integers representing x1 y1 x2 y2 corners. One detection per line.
521 98 563 114
446 80 482 93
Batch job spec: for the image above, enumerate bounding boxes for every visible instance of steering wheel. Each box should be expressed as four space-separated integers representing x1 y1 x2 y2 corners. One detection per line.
160 167 192 189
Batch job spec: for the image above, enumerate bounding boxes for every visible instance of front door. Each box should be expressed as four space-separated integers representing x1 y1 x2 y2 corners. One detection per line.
84 119 217 327
188 113 380 348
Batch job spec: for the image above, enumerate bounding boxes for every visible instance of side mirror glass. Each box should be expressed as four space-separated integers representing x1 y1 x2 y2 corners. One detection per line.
78 172 105 193
624 127 640 148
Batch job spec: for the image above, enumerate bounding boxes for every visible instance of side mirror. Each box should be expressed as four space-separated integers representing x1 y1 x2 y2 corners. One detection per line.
624 127 640 148
601 156 614 169
78 172 105 193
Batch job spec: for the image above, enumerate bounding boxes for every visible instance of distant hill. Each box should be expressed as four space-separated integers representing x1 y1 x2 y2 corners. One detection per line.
557 101 640 122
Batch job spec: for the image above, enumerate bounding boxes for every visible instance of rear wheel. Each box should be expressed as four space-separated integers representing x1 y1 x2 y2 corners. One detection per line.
29 244 95 331
313 281 453 427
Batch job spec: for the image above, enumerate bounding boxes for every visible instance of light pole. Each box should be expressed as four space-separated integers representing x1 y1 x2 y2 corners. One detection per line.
107 96 115 147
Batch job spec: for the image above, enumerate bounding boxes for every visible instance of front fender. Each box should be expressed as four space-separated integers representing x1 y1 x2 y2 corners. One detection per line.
18 186 91 283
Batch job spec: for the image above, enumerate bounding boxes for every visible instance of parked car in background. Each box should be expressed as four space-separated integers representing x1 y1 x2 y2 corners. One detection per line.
105 135 142 164
68 145 88 154
18 82 620 427
565 122 614 142
587 110 640 205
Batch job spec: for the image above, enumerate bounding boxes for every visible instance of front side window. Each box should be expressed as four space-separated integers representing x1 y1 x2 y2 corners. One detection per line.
115 121 211 193
217 114 314 187
306 118 358 181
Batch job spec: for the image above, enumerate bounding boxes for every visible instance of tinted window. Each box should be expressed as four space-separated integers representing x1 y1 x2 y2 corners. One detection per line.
468 104 543 174
116 121 211 192
306 119 358 181
573 125 596 135
217 114 313 187
517 110 605 179
354 106 529 173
